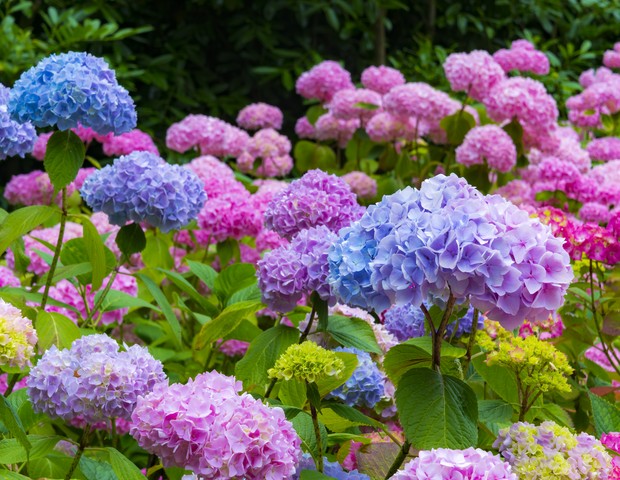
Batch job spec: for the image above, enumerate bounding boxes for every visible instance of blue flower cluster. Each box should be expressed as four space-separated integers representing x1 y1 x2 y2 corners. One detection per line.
295 454 371 480
0 84 36 160
80 151 207 233
383 303 426 341
327 347 384 409
9 52 136 134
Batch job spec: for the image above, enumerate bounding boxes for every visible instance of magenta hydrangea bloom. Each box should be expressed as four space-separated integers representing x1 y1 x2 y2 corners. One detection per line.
392 448 516 479
3 170 76 206
315 113 360 147
587 137 620 162
493 40 550 75
496 180 534 207
384 82 460 123
238 128 293 177
295 116 316 139
365 112 407 142
31 132 52 161
443 51 506 102
217 339 250 357
296 60 354 103
328 88 382 123
342 171 377 199
236 102 283 130
265 169 364 239
27 334 165 423
130 371 301 480
361 65 405 94
456 125 517 172
101 129 159 157
604 42 620 69
0 266 20 288
580 67 618 88
567 75 620 129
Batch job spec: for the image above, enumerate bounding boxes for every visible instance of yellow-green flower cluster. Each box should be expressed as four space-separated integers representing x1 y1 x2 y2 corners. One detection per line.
493 421 611 479
478 322 572 394
268 341 345 383
0 299 37 369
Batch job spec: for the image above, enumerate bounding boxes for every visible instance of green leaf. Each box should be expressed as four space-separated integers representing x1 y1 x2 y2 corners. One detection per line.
326 315 381 354
36 310 82 351
0 471 31 479
0 206 59 255
313 293 329 331
96 289 162 313
28 454 74 479
216 238 240 267
502 119 524 157
115 223 146 257
0 435 61 463
7 389 40 432
384 337 466 382
307 382 322 412
300 471 333 480
478 399 513 435
395 368 478 449
0 396 30 454
439 110 476 145
194 301 262 350
294 141 337 173
81 217 107 290
472 353 519 405
214 263 257 303
58 236 116 286
136 273 182 347
588 392 620 435
236 326 299 389
316 352 357 398
227 283 262 306
306 105 327 126
142 234 173 270
80 454 119 480
106 447 147 479
44 130 85 190
278 379 307 408
158 268 219 317
291 412 328 462
323 402 382 429
186 261 217 290
537 403 574 429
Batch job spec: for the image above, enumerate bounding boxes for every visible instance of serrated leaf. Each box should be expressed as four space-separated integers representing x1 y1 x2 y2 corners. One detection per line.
194 301 262 350
326 315 381 354
279 378 307 408
80 455 119 480
589 391 620 435
0 206 59 255
478 399 514 435
36 310 82 351
44 130 85 190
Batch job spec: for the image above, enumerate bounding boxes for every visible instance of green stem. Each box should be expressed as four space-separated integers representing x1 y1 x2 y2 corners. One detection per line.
41 187 67 310
3 374 19 397
310 402 324 473
264 377 277 398
465 308 480 367
86 265 120 326
299 303 317 344
64 424 91 480
432 293 456 371
385 440 411 479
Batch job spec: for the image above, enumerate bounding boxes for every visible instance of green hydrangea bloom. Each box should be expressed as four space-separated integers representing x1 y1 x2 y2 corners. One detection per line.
268 341 345 383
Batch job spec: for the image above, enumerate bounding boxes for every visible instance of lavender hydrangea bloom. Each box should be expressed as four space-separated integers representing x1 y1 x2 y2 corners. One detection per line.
80 151 207 232
9 52 136 134
329 174 573 328
383 304 427 341
295 454 370 480
0 84 36 160
27 334 166 423
445 305 484 338
265 169 364 239
327 347 384 408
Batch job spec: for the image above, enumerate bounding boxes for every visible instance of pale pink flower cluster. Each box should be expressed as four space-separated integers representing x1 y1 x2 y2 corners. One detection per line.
361 65 406 94
443 50 506 102
4 170 73 206
296 60 354 103
342 171 378 199
493 39 550 75
328 88 382 123
101 129 159 157
237 128 292 177
384 82 460 124
587 137 620 162
365 112 423 143
567 72 620 128
0 266 20 288
294 117 316 138
455 125 517 172
236 102 283 130
314 113 360 147
604 42 620 69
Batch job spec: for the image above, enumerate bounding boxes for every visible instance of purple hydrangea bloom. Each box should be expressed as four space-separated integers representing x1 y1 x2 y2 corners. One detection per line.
9 52 136 134
383 304 427 341
265 169 364 239
329 174 573 329
327 347 385 408
80 151 207 232
27 334 166 423
295 454 370 480
445 305 484 339
257 225 337 312
0 84 36 160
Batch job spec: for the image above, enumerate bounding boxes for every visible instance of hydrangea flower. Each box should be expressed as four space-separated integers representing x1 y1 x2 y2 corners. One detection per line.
3 170 73 206
315 113 360 147
27 334 165 423
567 75 620 129
100 129 159 157
238 128 293 177
9 52 136 134
326 347 384 408
456 125 517 172
384 83 460 123
392 448 517 479
587 137 620 162
268 341 345 383
493 40 550 75
236 102 283 130
328 174 573 328
361 65 405 95
295 116 316 139
518 313 564 340
0 266 20 288
265 169 364 239
342 171 377 199
81 151 207 232
383 304 427 341
604 42 620 69
443 51 506 102
0 299 37 369
0 84 36 160
494 421 611 479
328 88 382 123
296 60 354 103
130 371 301 479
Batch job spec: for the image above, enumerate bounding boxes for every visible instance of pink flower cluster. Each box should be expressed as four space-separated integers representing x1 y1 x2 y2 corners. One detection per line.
341 171 377 199
328 88 382 124
31 125 104 160
604 42 620 69
100 129 159 157
361 65 405 94
493 40 550 75
237 128 292 177
296 60 354 103
455 125 517 172
236 102 283 130
587 137 620 162
443 50 506 102
0 265 20 288
314 113 360 147
130 371 301 479
518 312 564 340
567 70 620 128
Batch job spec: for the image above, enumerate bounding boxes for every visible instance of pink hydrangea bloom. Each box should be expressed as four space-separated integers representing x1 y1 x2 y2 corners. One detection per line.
455 125 517 172
4 170 75 206
604 42 620 69
256 228 288 252
296 60 354 103
130 371 301 479
101 129 159 157
585 345 620 372
365 112 406 142
217 339 250 357
518 313 564 340
31 132 53 160
588 137 620 162
496 180 534 207
315 113 360 147
493 40 550 75
236 102 283 130
384 82 460 123
341 171 377 199
443 50 506 102
579 202 612 224
74 167 97 191
0 265 20 288
567 75 620 128
328 88 382 123
238 128 293 177
295 116 316 139
0 374 27 395
246 128 291 159
361 65 406 94
580 67 618 88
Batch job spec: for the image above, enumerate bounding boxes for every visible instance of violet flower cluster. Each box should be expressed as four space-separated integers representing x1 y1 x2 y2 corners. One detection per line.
264 169 364 239
27 334 165 423
9 52 136 134
130 371 301 480
328 174 573 328
80 151 207 232
0 84 36 160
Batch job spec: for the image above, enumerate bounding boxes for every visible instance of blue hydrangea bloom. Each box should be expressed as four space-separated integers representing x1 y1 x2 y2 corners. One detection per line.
295 454 370 480
383 303 426 341
9 51 136 134
445 305 484 339
80 151 207 233
0 84 36 160
327 347 384 409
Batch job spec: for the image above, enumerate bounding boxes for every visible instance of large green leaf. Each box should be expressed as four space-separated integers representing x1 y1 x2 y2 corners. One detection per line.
36 310 82 351
0 435 61 463
186 260 217 290
213 263 256 303
0 206 59 255
326 315 381 354
278 379 307 408
235 325 299 390
59 237 115 286
96 289 162 313
106 448 147 479
395 368 478 449
0 396 30 454
81 217 108 290
439 110 476 145
194 301 262 349
80 454 119 480
472 353 519 406
478 399 514 436
142 234 173 270
158 268 219 317
589 392 620 435
44 130 85 190
294 140 337 173
316 352 357 398
291 412 328 463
